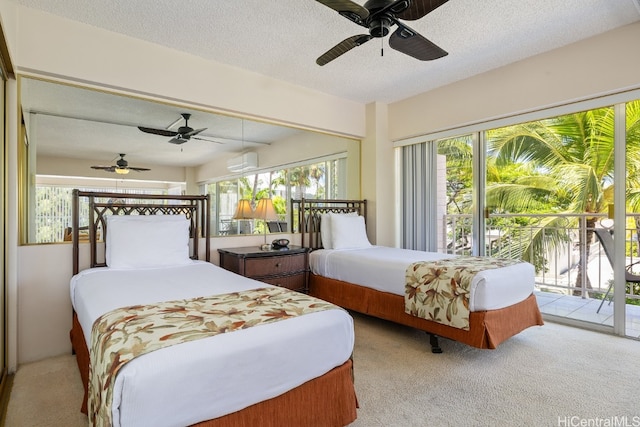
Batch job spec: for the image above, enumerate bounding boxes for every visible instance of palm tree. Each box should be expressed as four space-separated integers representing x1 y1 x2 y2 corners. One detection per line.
309 164 325 198
487 102 640 296
288 166 312 199
438 136 474 215
623 101 640 256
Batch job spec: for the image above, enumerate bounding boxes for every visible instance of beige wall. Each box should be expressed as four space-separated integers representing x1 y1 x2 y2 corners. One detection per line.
38 155 187 183
17 244 74 362
389 22 640 141
4 3 640 365
361 102 394 246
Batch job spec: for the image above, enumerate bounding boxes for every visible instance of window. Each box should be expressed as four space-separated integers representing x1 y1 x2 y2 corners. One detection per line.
33 178 181 243
398 98 640 335
205 156 346 236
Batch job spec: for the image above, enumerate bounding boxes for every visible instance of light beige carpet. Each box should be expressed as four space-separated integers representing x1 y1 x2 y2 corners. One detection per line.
5 351 86 426
6 313 640 426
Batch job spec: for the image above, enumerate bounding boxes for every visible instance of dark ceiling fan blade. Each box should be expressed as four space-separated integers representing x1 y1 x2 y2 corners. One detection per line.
92 154 150 173
389 23 447 60
91 166 116 172
315 0 369 26
138 126 179 137
395 0 450 21
192 136 225 144
140 113 208 145
317 34 373 66
184 128 207 138
372 0 411 18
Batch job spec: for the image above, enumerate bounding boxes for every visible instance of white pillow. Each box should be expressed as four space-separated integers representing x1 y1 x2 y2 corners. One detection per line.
105 215 192 269
320 212 358 249
330 214 371 250
320 213 333 249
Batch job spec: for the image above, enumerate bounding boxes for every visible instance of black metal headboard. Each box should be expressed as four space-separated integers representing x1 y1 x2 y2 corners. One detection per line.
291 198 366 250
72 190 210 274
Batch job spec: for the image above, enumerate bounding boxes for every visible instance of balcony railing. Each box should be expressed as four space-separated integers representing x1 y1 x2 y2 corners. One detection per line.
441 212 640 304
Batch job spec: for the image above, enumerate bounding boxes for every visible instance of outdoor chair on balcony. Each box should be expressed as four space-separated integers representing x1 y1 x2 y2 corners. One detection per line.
63 225 99 242
593 228 640 313
267 221 288 233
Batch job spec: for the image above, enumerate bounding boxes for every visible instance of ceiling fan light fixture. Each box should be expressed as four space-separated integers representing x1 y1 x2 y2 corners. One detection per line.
168 135 189 145
91 153 149 174
369 17 392 38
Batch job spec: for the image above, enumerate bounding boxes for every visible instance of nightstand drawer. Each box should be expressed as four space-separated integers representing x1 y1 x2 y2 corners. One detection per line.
217 246 309 293
262 273 306 291
244 253 306 278
244 254 306 278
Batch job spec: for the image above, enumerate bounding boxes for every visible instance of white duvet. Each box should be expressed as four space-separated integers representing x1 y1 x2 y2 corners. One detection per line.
309 246 535 311
70 261 354 427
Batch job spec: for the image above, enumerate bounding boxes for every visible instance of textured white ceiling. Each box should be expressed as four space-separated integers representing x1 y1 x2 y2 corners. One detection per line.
11 0 640 104
11 0 640 170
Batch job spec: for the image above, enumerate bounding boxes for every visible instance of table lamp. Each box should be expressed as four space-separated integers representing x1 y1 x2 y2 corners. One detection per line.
254 198 278 250
232 199 254 234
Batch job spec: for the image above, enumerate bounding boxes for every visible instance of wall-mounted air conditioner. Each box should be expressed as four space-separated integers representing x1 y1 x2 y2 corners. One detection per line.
227 152 258 172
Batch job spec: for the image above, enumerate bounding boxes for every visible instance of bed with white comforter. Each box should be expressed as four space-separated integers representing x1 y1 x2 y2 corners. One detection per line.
71 261 354 427
69 191 357 427
295 198 544 351
310 246 535 311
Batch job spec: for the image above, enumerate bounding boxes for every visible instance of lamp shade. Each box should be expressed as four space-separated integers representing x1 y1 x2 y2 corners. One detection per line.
254 198 278 221
232 199 254 220
115 167 130 175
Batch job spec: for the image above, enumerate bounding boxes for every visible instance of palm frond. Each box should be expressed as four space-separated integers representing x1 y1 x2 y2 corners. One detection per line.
494 215 575 271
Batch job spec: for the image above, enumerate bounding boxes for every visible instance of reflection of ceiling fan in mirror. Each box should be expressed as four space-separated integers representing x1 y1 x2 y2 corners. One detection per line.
90 154 150 175
138 113 221 145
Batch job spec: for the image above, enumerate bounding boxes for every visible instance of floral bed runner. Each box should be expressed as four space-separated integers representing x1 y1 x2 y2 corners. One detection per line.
405 257 522 330
89 287 339 426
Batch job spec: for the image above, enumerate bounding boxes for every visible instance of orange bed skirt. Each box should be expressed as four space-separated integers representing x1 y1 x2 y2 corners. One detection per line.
309 274 544 349
70 314 357 426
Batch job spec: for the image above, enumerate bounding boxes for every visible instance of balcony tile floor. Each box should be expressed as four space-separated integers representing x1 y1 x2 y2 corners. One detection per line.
535 290 640 339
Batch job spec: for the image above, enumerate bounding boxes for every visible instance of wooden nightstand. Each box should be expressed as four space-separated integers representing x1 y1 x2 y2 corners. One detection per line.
218 246 310 292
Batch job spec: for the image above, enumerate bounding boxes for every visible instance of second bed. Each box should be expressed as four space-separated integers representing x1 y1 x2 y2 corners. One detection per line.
294 198 544 352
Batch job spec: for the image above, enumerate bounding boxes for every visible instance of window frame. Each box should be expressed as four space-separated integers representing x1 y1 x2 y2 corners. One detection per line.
203 154 348 237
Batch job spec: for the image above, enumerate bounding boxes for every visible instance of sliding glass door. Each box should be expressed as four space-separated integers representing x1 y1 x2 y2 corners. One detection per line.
399 99 640 338
399 134 476 253
623 100 640 337
485 106 622 330
0 47 7 408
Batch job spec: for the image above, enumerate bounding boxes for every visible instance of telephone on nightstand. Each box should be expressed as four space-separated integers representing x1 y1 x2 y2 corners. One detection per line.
271 239 290 250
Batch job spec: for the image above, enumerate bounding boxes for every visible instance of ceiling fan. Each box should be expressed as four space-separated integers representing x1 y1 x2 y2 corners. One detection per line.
138 113 218 145
314 0 450 66
90 154 150 175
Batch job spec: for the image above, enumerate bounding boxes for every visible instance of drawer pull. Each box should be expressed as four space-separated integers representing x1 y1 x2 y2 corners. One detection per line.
275 262 281 268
